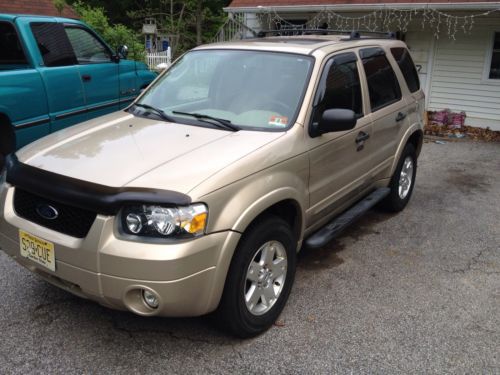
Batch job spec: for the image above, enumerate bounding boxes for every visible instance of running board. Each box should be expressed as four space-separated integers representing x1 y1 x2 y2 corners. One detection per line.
305 187 390 249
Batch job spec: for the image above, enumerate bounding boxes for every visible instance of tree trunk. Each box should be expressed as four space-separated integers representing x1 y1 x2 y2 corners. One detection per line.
196 1 202 45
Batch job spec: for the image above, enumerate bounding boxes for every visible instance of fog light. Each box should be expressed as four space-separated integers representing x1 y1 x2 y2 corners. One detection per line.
142 290 159 309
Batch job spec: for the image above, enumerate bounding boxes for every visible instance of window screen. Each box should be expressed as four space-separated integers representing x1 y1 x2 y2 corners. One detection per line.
65 27 111 64
361 49 402 111
489 32 500 79
313 52 363 124
31 22 77 67
0 22 28 66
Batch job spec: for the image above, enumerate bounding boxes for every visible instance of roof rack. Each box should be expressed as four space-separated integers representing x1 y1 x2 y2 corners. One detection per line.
254 29 396 40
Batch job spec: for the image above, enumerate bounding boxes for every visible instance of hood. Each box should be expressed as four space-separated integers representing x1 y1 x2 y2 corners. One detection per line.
17 112 284 193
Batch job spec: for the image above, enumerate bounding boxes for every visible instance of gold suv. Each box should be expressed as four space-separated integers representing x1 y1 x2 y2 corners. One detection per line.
0 32 424 337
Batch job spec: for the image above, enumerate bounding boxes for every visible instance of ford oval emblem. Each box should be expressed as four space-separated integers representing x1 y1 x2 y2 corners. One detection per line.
36 204 59 220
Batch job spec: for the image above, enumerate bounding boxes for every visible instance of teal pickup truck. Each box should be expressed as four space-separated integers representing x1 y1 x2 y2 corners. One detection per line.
0 14 156 160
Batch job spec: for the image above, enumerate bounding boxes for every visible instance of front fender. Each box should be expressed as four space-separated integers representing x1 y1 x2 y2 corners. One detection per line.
200 169 308 313
201 165 308 238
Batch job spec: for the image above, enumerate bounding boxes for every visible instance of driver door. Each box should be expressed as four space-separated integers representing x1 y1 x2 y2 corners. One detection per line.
306 51 376 227
64 25 120 119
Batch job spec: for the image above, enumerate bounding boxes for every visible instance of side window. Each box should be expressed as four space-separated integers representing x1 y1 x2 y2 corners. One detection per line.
64 27 112 64
488 32 499 79
31 22 77 67
313 52 363 124
361 48 402 112
391 47 420 92
0 22 28 67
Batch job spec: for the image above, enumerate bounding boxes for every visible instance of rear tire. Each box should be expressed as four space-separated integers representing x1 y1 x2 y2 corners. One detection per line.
381 143 417 212
216 216 296 338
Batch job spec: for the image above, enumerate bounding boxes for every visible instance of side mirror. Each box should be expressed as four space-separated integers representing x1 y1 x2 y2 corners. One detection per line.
312 109 357 137
117 45 129 59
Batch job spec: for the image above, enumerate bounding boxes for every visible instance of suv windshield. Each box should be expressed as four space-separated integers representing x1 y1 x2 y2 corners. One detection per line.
136 50 314 131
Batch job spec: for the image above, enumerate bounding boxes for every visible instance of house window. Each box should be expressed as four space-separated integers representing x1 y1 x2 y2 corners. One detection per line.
489 32 500 79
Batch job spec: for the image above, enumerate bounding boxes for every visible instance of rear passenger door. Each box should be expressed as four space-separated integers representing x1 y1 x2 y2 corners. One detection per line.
360 47 408 179
390 47 425 128
64 25 120 118
307 52 375 225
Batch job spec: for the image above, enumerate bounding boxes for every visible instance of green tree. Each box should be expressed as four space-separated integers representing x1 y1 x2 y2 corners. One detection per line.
127 0 229 56
72 1 145 61
52 0 66 15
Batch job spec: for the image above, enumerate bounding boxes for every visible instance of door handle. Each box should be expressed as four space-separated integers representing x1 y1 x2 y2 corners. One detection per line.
82 74 92 82
395 112 407 122
355 131 370 143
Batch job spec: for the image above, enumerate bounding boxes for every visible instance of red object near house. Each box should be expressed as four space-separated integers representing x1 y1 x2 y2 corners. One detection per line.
0 0 77 18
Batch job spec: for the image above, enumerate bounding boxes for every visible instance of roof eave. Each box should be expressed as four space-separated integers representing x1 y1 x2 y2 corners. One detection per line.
224 2 500 13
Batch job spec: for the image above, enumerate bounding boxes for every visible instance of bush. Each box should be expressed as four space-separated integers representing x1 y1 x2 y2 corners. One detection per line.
72 1 144 61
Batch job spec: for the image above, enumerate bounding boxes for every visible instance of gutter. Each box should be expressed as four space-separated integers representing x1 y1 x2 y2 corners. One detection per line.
224 2 500 13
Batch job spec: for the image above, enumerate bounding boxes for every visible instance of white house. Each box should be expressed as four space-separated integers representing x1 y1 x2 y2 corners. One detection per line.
220 1 500 130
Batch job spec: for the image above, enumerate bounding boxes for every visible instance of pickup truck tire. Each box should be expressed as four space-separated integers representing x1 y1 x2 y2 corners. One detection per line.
217 216 296 338
0 121 15 170
381 143 417 212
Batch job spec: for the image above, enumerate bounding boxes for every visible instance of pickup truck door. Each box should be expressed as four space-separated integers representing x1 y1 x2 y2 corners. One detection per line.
27 20 87 133
0 20 50 150
64 25 120 119
306 51 375 227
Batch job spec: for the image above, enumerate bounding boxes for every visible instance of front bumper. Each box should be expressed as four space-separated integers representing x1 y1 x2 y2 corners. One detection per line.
0 185 241 317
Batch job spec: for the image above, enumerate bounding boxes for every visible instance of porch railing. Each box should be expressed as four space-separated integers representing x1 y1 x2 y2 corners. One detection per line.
213 15 257 43
146 49 172 71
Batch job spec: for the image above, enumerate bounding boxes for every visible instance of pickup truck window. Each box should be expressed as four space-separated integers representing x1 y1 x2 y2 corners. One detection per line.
31 22 77 67
65 27 112 64
0 22 28 68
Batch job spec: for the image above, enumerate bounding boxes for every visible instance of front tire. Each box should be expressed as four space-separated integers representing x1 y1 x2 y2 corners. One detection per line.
381 143 417 212
217 216 296 338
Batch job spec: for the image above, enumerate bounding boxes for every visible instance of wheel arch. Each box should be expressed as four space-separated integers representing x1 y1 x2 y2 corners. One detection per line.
390 125 423 177
204 190 306 314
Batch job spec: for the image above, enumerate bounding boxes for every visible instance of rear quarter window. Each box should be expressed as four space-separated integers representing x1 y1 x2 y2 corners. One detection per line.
0 22 28 68
391 47 420 93
31 22 77 67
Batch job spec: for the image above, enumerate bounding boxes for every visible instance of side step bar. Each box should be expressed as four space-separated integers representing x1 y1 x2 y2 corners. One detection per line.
305 187 390 249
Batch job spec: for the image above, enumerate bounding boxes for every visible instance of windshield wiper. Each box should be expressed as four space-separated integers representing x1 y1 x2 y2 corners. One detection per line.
132 103 175 122
172 111 239 132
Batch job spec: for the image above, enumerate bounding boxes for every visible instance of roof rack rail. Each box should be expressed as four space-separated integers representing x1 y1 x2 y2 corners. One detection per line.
254 29 396 40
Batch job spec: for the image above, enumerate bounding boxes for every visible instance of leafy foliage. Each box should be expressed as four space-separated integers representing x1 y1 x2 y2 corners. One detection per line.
72 1 145 61
68 0 231 57
52 0 67 15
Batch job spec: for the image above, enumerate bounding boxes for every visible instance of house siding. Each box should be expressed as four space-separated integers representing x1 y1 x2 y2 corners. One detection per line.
410 18 500 130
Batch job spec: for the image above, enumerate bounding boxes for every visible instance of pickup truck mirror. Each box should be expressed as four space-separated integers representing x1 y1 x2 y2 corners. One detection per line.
117 45 129 59
315 109 357 136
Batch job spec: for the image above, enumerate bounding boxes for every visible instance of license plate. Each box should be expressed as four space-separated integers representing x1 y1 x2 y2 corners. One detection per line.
19 230 56 272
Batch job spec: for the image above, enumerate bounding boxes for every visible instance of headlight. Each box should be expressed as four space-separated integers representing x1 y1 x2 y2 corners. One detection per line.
121 203 208 238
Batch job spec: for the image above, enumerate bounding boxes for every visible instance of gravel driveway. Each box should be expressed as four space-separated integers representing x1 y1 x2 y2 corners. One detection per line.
0 140 499 374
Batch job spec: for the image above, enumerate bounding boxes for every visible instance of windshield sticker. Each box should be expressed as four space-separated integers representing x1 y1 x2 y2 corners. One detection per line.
268 116 288 127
